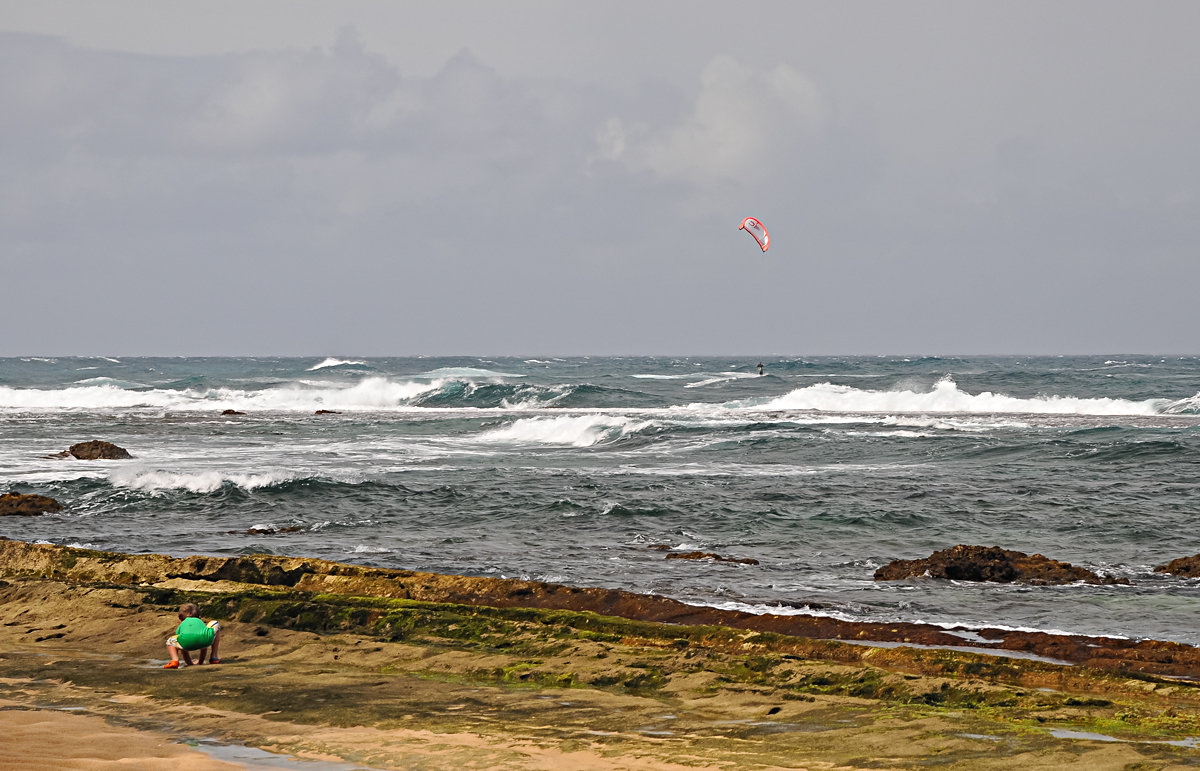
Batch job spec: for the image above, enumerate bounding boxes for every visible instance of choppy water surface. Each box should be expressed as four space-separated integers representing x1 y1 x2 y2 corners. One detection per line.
2 355 1198 642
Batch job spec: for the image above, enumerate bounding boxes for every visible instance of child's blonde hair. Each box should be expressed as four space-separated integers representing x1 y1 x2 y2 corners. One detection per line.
178 603 200 619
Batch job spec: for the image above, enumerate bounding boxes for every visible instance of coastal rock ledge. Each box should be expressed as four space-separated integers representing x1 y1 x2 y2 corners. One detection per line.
2 538 1197 678
874 544 1127 586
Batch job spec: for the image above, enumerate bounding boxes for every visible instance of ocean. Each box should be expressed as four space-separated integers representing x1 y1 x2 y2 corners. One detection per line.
2 355 1198 643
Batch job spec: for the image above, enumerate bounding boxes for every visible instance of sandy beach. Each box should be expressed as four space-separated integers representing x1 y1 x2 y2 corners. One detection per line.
1 539 1198 770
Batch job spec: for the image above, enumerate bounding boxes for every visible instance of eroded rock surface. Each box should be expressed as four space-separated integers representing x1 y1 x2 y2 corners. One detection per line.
874 544 1127 586
67 440 132 460
1155 554 1200 578
0 493 63 516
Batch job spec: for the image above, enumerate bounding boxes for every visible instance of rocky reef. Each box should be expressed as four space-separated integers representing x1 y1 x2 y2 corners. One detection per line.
874 544 1127 586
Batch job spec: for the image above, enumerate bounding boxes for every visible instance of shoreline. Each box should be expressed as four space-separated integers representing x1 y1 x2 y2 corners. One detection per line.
2 538 1199 769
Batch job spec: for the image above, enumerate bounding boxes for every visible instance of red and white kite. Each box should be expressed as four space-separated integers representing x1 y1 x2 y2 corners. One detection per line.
739 217 769 252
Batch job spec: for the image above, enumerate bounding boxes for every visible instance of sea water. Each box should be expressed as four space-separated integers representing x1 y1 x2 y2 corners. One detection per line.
2 355 1198 642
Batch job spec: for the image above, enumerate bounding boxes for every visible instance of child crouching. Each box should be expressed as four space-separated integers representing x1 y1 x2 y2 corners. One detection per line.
164 602 222 668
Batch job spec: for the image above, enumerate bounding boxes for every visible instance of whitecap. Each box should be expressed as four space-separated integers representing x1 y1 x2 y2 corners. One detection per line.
308 358 368 371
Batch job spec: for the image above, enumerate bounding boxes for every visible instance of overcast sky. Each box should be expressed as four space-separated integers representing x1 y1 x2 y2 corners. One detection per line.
3 1 1197 356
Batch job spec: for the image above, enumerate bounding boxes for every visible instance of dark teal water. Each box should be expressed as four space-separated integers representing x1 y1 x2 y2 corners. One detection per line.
2 355 1198 642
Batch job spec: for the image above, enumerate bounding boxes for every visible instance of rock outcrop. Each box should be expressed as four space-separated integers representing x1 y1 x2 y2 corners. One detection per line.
67 440 132 460
0 493 63 516
874 544 1127 586
1154 554 1200 578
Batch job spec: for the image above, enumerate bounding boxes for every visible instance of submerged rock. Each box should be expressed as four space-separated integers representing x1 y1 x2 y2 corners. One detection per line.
67 440 132 460
1154 555 1200 578
665 551 760 566
221 409 246 416
0 493 63 516
874 544 1127 586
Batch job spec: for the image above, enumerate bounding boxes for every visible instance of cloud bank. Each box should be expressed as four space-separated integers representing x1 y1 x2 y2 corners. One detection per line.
2 5 1198 355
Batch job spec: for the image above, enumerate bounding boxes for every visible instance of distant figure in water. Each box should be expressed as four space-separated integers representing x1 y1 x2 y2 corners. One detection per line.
757 362 764 376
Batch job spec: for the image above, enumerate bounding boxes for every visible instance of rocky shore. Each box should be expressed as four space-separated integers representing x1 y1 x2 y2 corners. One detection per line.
1 538 1198 769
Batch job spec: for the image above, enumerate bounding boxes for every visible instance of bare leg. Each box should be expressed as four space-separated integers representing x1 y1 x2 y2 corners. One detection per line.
209 629 221 662
166 644 180 664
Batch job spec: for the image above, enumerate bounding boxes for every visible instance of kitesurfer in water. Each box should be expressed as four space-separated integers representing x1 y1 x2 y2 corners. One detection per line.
757 362 764 376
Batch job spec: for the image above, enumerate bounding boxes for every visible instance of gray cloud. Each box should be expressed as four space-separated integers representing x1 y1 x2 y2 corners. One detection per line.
2 3 1198 355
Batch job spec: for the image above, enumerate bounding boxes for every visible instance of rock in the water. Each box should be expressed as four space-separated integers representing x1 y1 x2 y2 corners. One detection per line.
1154 555 1200 578
874 544 1126 586
0 492 63 516
221 409 246 416
315 409 341 415
68 440 132 460
665 550 759 566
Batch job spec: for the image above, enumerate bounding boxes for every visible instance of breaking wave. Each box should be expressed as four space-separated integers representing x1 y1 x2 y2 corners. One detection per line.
108 469 298 494
754 377 1163 416
476 414 658 447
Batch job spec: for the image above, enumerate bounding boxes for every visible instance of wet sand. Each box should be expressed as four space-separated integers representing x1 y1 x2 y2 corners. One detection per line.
1 539 1198 770
0 699 247 771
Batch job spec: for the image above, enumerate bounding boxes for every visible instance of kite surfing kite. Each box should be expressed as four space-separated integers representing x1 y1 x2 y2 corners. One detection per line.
739 216 769 252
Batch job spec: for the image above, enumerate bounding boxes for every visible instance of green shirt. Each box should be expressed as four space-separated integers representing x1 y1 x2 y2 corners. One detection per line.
175 616 215 650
